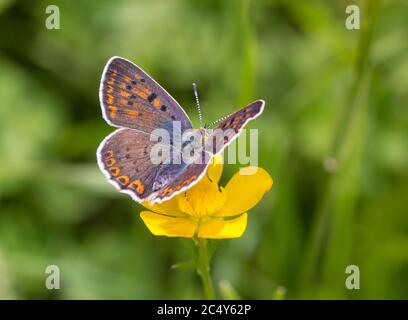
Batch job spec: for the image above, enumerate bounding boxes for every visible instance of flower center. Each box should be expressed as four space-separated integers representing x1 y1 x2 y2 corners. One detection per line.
177 175 226 218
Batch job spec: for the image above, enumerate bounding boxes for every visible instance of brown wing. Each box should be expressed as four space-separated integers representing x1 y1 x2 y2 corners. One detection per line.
205 100 265 155
148 150 213 203
98 128 212 204
99 56 192 133
97 128 162 201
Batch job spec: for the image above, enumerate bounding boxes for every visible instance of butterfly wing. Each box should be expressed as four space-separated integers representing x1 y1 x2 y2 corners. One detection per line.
99 56 192 133
97 128 166 201
148 150 213 203
206 99 265 155
98 56 196 202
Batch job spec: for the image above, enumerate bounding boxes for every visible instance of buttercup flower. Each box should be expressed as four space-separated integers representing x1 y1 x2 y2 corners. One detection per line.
140 157 273 239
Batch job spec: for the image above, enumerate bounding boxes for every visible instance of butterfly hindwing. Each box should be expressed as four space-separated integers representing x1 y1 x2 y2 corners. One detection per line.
99 56 193 133
149 150 213 203
97 128 164 201
206 99 265 155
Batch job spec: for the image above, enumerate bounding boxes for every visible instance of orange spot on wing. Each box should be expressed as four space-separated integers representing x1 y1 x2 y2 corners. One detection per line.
128 179 145 195
120 90 130 98
125 109 138 117
116 175 129 186
153 98 161 108
182 175 198 187
131 88 148 100
109 167 120 177
106 94 114 104
105 158 116 166
106 85 114 93
123 75 131 82
108 106 118 119
138 84 151 95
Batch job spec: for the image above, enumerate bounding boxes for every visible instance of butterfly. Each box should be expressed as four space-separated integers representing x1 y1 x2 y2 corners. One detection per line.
97 56 264 204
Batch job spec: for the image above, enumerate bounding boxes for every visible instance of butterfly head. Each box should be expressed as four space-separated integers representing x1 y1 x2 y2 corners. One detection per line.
192 128 209 148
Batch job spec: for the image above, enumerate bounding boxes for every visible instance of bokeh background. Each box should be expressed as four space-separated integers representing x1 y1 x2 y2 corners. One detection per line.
0 0 407 299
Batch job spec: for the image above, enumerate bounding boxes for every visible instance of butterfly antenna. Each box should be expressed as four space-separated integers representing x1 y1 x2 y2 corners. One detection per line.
193 83 203 128
208 112 233 128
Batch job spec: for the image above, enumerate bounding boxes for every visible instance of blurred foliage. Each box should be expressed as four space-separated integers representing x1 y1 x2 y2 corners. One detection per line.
0 0 407 299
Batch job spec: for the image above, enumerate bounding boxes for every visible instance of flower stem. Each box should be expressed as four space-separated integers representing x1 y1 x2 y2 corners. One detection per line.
196 238 215 300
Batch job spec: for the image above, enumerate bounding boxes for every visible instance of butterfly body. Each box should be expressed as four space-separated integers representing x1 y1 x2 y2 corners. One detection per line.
97 56 264 204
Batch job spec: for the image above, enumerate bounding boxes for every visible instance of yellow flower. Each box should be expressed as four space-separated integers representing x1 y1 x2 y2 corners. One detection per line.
140 157 273 239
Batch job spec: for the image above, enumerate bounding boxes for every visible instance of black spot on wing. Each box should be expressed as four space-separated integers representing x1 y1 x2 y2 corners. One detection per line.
148 93 157 102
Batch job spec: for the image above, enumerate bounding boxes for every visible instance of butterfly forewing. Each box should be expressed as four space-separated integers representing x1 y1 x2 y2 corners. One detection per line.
206 100 265 155
100 57 193 133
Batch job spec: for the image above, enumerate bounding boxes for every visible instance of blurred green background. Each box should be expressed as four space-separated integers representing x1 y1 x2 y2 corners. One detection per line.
0 0 407 299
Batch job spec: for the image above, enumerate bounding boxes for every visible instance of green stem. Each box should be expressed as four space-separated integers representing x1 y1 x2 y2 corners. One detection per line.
196 238 215 300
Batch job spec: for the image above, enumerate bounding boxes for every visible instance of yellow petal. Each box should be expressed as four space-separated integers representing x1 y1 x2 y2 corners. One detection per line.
207 154 224 184
178 180 226 218
141 198 186 217
139 155 223 217
218 167 272 216
140 211 197 238
198 213 248 239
